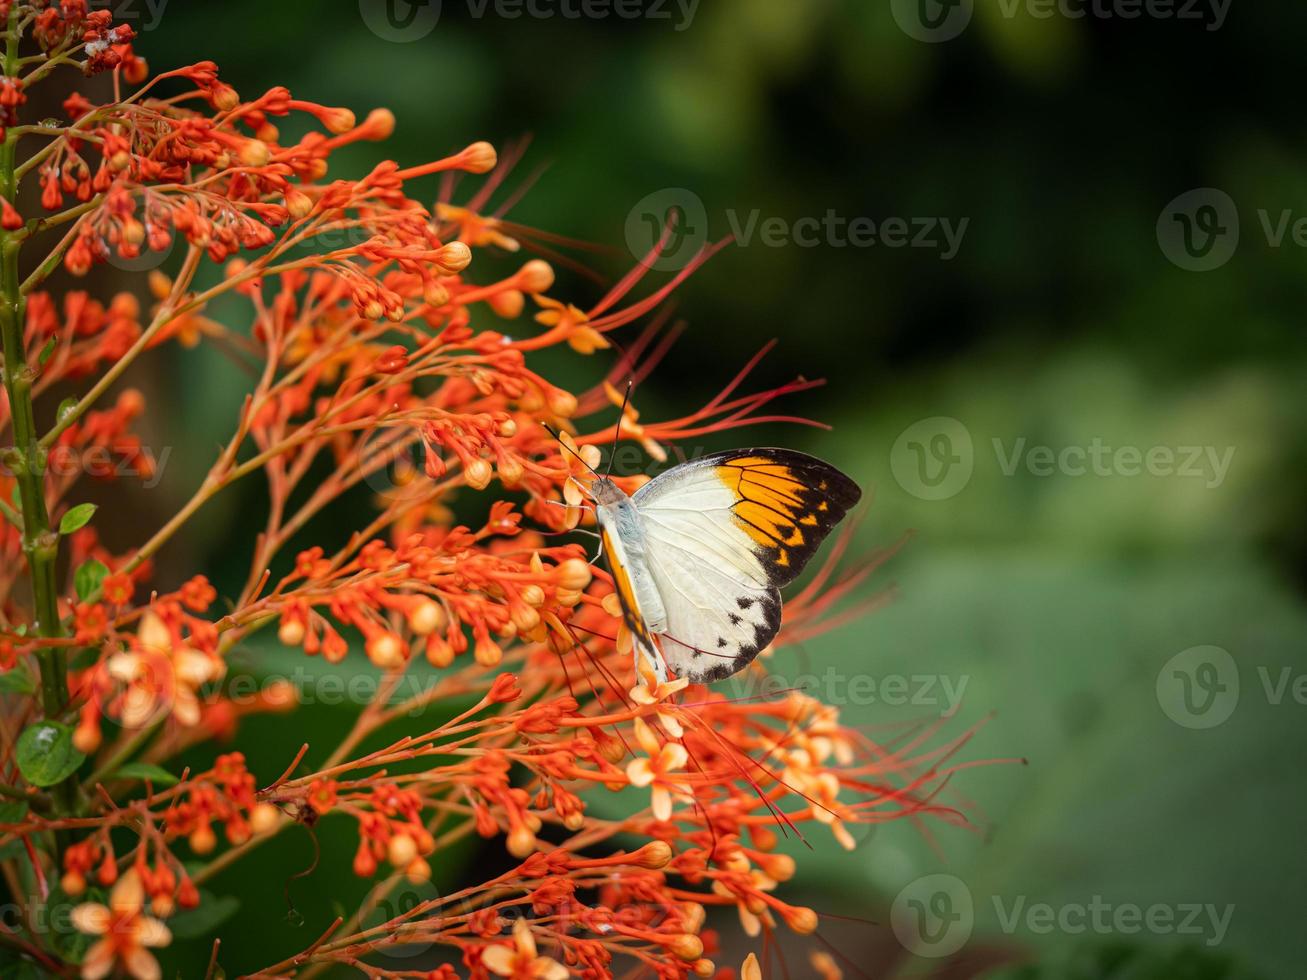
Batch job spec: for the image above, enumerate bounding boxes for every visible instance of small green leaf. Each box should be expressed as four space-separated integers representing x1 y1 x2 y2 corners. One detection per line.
0 800 29 824
59 503 97 535
16 721 85 787
73 559 108 601
111 762 178 787
56 396 77 425
167 893 240 939
37 337 57 368
0 668 36 695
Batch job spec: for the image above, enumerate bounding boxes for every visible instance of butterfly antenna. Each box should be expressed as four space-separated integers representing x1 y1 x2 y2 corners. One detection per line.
605 379 634 479
541 422 600 478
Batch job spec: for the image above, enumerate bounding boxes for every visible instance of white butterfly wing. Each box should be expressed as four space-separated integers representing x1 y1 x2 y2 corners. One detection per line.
633 449 861 683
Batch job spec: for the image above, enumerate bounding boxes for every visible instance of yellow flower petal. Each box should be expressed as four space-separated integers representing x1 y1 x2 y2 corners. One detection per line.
481 944 516 976
70 903 110 935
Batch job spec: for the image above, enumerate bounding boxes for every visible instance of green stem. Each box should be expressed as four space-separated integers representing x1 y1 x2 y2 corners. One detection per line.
0 7 77 821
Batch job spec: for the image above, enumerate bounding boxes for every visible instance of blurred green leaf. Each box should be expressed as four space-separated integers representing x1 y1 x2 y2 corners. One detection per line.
58 503 97 535
111 762 179 787
73 559 108 601
16 721 84 787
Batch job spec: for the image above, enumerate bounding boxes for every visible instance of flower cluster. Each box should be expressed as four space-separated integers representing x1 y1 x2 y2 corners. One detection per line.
0 5 988 978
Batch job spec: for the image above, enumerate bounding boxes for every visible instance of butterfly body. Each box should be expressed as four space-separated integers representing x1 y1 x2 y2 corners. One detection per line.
591 448 861 684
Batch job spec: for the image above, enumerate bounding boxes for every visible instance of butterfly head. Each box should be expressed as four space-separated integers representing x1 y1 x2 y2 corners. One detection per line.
589 475 627 506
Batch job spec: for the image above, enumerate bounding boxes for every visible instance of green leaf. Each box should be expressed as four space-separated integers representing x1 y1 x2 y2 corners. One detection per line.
0 668 35 695
73 559 108 601
0 800 30 823
37 337 57 368
55 396 77 425
111 762 178 786
15 721 85 787
58 503 97 535
167 893 241 939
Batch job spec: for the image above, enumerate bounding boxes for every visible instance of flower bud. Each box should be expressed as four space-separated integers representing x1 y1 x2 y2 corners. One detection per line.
741 953 762 980
464 458 492 490
518 259 554 293
425 633 455 668
285 189 314 219
189 824 217 855
633 840 673 869
408 599 445 636
250 803 280 835
459 140 498 174
366 632 406 669
277 618 305 646
557 558 593 591
506 825 536 858
61 871 86 897
436 241 472 274
405 857 431 884
669 934 704 962
781 905 818 935
324 107 356 134
474 634 502 667
387 834 417 868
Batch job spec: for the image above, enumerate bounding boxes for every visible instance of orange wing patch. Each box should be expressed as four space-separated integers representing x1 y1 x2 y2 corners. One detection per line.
710 450 861 588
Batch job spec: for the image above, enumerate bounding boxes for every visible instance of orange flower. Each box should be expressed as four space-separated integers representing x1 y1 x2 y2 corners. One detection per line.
625 717 691 821
71 870 172 980
106 611 222 729
481 918 569 979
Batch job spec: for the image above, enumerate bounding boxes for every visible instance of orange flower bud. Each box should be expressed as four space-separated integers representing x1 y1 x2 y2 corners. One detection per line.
366 631 406 669
474 634 502 667
387 833 417 868
781 905 818 935
506 825 536 858
557 558 593 591
407 598 445 636
425 633 454 668
633 840 673 869
669 934 704 962
459 140 497 174
250 803 280 835
518 259 554 293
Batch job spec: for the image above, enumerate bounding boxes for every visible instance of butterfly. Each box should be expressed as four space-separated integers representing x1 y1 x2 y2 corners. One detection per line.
582 448 862 684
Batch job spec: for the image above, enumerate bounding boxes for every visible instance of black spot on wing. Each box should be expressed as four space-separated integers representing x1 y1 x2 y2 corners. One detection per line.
677 588 782 684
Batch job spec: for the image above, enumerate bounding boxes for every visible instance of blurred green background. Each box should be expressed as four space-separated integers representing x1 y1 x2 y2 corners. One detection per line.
82 0 1307 976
